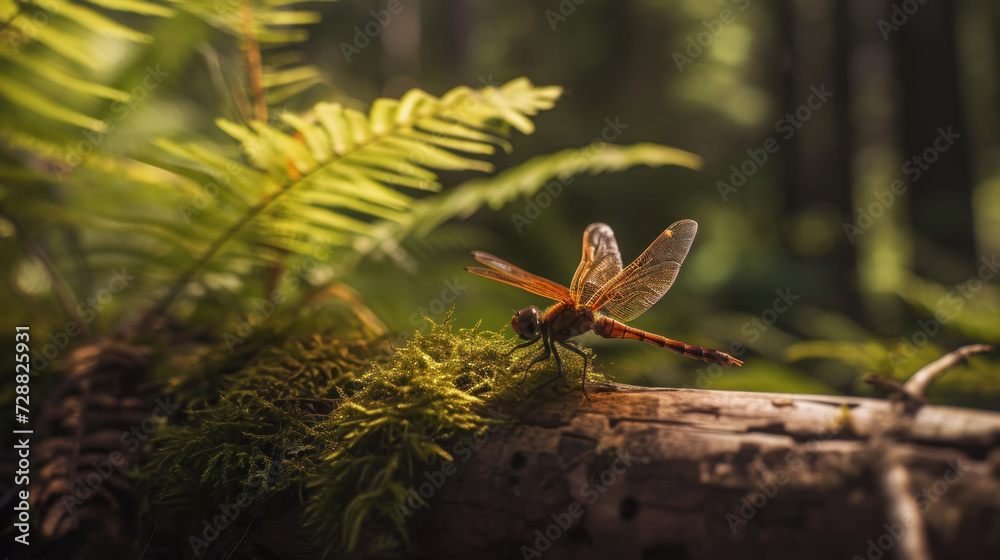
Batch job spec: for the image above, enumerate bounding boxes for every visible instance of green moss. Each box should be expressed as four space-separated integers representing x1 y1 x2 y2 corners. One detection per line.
142 312 595 558
141 333 376 519
307 315 595 556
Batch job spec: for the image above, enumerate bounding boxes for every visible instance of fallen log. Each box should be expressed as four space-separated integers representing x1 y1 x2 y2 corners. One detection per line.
412 383 1000 560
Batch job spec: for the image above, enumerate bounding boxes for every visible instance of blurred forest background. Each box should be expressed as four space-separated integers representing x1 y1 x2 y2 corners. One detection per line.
3 0 1000 411
342 0 1000 409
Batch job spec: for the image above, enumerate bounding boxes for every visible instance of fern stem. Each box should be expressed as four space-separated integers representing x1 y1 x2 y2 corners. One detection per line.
241 1 268 123
147 142 347 319
145 184 290 320
230 79 254 125
25 238 90 336
148 81 552 320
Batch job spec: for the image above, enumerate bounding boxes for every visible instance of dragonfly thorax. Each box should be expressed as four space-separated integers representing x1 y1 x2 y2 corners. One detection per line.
542 301 596 341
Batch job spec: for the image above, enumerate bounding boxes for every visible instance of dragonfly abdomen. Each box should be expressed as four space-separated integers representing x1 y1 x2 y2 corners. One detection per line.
594 317 744 367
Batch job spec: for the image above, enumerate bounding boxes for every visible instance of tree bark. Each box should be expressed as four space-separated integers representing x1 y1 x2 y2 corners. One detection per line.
413 384 1000 560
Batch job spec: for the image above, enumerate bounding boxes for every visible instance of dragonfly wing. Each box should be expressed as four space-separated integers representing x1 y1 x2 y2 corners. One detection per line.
588 219 697 322
466 251 572 302
571 223 624 304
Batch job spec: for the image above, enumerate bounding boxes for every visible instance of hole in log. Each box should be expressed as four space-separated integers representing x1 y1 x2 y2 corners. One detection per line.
642 544 689 560
619 496 639 520
510 451 527 470
567 522 591 544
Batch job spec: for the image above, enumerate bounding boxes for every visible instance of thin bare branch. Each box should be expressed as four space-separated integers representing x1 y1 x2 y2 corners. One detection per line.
866 345 993 560
903 344 993 400
863 372 907 394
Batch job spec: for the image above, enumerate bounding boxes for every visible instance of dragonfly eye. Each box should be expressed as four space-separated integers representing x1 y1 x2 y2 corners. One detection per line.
512 307 540 340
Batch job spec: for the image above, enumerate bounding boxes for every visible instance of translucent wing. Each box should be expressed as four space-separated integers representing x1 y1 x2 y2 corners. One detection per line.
587 219 697 322
465 251 572 303
570 223 624 304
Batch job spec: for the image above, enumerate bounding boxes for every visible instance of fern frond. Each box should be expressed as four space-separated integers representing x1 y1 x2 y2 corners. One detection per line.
167 0 327 44
355 142 703 264
0 0 173 134
144 78 562 313
168 0 336 104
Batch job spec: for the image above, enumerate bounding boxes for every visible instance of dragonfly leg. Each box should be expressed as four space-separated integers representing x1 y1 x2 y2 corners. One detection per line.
508 334 542 354
557 341 590 399
521 337 551 384
534 339 567 393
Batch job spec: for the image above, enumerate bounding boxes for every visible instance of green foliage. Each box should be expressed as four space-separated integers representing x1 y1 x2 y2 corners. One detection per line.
136 78 565 314
145 315 592 557
0 2 748 557
785 263 1000 406
164 78 560 259
0 1 706 335
700 361 837 395
369 142 703 248
170 0 344 104
0 0 174 133
787 283 1000 408
142 332 374 516
171 0 329 44
305 315 591 556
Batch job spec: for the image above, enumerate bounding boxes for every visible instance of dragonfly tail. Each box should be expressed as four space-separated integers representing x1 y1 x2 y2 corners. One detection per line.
594 318 744 367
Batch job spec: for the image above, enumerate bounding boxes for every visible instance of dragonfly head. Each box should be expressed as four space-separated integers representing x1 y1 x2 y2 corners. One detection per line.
512 306 541 340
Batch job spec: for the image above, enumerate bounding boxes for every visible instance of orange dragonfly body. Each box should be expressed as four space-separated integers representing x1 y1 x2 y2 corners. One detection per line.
465 220 743 395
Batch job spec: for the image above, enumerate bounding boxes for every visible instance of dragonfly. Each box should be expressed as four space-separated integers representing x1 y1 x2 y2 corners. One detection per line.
465 220 743 396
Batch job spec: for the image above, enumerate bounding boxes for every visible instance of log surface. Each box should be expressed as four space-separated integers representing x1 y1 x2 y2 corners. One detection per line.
413 385 1000 560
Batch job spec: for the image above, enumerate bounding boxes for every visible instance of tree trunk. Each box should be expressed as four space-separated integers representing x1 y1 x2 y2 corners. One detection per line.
412 385 1000 560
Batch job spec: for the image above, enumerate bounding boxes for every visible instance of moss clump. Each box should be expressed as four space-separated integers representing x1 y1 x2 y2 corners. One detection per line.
308 314 596 556
141 334 376 523
142 314 593 558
